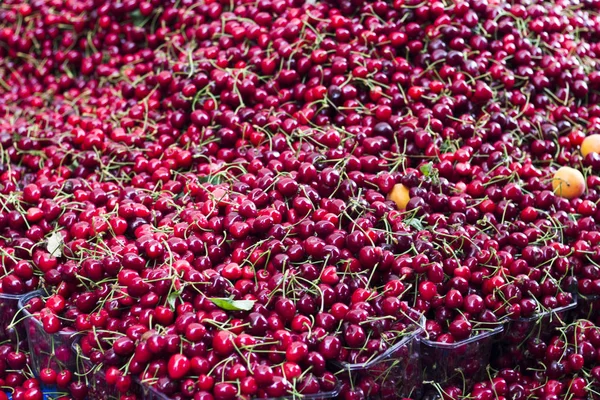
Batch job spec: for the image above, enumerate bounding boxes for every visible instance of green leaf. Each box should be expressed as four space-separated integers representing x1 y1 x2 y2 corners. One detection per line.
167 289 183 310
130 10 147 27
198 175 222 185
420 162 433 177
209 298 255 311
406 217 424 231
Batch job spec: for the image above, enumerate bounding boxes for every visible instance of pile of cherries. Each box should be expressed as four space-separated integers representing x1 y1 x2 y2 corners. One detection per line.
0 0 600 398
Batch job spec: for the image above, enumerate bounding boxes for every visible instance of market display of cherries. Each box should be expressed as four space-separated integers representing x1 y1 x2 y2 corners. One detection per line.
0 0 600 398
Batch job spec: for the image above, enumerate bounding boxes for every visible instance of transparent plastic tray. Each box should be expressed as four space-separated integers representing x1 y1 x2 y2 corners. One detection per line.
333 314 425 399
0 291 33 345
136 384 170 400
4 388 58 400
75 339 341 400
72 341 121 400
421 325 504 389
262 384 342 400
18 291 77 376
501 296 578 345
575 294 599 322
138 379 342 400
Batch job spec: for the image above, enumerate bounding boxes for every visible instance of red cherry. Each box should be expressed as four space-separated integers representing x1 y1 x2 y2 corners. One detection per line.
419 281 438 301
39 368 57 385
448 318 472 341
212 330 235 356
41 314 61 334
168 354 191 380
319 336 342 360
464 294 484 314
56 370 72 388
23 388 43 400
344 324 367 347
445 289 464 309
286 341 309 363
214 382 237 400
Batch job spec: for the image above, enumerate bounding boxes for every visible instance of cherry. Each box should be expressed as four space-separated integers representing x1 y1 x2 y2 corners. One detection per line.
464 294 485 314
286 341 308 363
113 337 135 356
6 352 26 369
419 281 438 301
212 331 235 356
568 353 584 371
56 370 72 388
213 383 237 400
319 336 342 360
23 388 43 400
445 289 464 309
344 324 367 348
69 381 88 399
39 368 56 385
167 353 191 380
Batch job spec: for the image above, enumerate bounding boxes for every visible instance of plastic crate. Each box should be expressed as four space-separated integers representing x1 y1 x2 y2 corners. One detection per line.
0 292 35 345
262 385 342 400
137 379 342 400
421 325 504 389
72 341 122 400
333 314 425 399
75 339 341 400
501 296 578 345
136 384 170 400
575 295 599 322
5 385 65 400
18 292 77 377
84 368 121 400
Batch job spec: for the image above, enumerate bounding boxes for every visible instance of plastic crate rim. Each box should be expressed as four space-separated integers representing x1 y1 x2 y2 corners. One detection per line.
332 313 425 371
421 324 504 349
